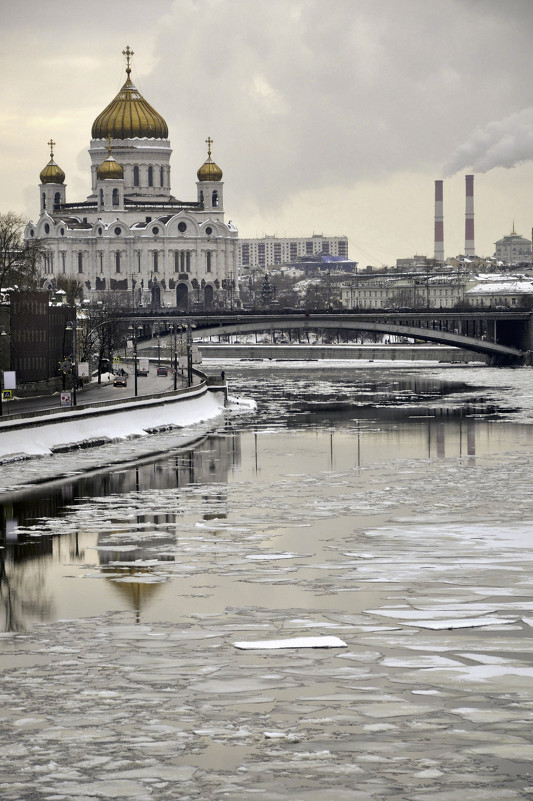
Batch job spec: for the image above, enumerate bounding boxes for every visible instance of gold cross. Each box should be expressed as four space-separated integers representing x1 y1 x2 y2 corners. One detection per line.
122 45 134 74
47 139 56 159
205 136 213 157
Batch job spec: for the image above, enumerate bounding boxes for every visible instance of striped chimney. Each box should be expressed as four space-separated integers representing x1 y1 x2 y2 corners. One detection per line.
465 174 475 257
434 180 444 263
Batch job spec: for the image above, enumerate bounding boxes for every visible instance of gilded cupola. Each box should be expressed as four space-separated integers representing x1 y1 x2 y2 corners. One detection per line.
91 46 168 140
40 139 65 184
97 138 124 180
197 137 223 182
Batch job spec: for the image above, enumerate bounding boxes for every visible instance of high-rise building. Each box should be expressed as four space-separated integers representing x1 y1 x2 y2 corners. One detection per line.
238 235 349 269
25 47 239 311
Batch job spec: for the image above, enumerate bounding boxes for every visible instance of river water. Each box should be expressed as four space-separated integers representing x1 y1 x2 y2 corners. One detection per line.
1 359 533 800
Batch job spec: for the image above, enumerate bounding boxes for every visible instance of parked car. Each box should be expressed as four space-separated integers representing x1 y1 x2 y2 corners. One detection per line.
156 366 168 376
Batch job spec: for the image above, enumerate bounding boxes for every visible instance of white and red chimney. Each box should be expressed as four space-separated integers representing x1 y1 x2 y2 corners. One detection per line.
465 174 475 257
434 180 444 263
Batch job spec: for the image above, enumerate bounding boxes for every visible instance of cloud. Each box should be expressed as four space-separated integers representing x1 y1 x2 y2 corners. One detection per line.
443 108 533 177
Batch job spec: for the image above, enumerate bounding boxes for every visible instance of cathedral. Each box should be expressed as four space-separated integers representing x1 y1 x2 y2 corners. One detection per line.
25 46 239 310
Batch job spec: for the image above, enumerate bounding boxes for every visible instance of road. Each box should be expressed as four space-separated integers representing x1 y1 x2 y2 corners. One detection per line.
1 364 186 418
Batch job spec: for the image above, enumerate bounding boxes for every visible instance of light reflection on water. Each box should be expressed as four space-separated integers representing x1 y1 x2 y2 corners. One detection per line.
0 365 531 633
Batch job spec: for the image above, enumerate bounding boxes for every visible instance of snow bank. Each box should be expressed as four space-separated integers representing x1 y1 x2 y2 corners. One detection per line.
0 389 225 462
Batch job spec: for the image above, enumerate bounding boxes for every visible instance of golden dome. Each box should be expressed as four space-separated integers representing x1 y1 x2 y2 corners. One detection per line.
40 139 65 184
91 46 168 140
197 137 223 182
97 139 124 180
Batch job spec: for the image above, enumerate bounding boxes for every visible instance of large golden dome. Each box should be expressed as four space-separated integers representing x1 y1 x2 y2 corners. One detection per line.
91 46 168 140
40 140 65 184
197 137 223 182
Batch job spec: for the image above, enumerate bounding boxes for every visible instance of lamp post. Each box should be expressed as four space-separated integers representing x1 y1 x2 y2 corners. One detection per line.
65 315 78 406
169 324 178 390
186 323 196 387
0 326 7 416
128 324 138 397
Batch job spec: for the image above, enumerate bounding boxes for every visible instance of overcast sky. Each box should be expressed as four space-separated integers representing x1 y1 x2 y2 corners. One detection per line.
2 0 533 265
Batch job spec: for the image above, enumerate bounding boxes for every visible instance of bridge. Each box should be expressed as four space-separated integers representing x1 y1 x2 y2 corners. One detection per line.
130 310 533 365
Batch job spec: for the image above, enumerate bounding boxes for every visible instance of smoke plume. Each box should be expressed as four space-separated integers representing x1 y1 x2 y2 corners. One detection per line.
443 107 533 176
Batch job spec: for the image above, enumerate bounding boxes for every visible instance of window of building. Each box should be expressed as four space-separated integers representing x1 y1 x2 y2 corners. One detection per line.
115 252 121 273
134 165 140 187
148 166 153 187
153 251 159 272
206 251 212 273
160 166 164 187
112 188 119 206
212 190 218 207
78 253 83 273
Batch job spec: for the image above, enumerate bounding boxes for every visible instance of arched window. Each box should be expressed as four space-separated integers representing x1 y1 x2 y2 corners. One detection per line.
212 190 218 207
78 252 83 273
54 192 61 206
133 165 140 187
199 190 204 205
112 188 119 206
160 167 164 187
153 251 159 272
99 189 104 206
206 251 212 273
115 252 121 273
148 166 153 187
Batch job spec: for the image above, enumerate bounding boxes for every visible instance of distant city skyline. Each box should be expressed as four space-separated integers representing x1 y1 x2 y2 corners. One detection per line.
1 0 533 265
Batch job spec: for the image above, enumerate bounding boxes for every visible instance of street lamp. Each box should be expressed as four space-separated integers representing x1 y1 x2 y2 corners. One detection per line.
0 326 7 416
168 324 178 390
186 323 196 387
128 324 139 397
65 316 78 406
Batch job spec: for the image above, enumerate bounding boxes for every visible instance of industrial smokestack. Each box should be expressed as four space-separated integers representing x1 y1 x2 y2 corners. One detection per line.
465 174 475 257
434 180 444 263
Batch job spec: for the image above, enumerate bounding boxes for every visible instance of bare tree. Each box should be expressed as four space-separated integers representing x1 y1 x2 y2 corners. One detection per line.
0 212 45 292
78 297 126 382
56 276 84 306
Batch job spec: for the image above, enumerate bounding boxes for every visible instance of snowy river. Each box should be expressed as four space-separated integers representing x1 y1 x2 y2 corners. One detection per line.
1 359 533 800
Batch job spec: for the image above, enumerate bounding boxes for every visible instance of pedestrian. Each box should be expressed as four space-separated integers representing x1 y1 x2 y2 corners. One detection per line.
221 370 225 381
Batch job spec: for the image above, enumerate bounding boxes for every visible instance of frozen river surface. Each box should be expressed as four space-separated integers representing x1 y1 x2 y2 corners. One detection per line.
1 361 533 799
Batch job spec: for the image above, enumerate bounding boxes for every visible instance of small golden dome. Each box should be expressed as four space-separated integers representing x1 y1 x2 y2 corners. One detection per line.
197 137 223 182
97 140 124 180
40 139 65 184
92 46 168 140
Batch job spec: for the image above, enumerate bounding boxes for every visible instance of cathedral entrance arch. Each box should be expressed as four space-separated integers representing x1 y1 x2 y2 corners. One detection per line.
204 284 214 308
176 282 189 309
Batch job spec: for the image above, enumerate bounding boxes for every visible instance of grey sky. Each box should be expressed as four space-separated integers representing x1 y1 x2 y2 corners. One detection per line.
1 0 533 264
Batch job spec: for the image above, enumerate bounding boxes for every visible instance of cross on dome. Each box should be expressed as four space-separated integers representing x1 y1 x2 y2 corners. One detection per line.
47 139 56 159
122 45 134 75
205 137 213 158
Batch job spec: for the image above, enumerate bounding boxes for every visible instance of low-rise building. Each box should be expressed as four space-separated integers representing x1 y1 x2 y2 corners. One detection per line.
340 270 475 310
494 226 532 265
465 275 533 308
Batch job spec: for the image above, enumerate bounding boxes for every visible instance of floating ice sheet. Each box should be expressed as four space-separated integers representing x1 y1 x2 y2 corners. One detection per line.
233 636 347 650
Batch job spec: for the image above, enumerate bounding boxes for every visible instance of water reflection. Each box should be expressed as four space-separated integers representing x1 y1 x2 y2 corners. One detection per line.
0 433 240 631
0 368 530 632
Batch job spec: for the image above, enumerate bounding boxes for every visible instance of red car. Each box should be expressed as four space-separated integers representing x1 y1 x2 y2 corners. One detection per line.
156 366 168 376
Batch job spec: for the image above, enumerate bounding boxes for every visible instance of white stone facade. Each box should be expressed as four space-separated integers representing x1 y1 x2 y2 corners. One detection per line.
26 65 239 311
